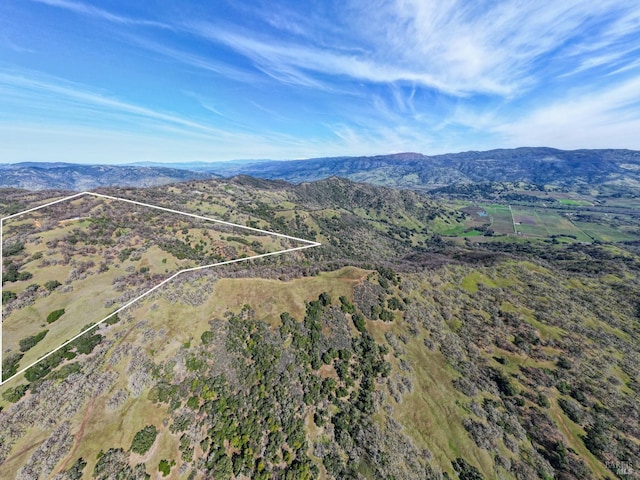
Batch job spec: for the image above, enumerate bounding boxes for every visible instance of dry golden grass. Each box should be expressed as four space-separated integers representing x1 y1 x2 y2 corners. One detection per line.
207 266 368 326
389 336 497 478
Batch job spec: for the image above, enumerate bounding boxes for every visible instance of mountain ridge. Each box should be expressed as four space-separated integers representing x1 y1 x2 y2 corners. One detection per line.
3 147 640 192
210 147 640 191
0 164 216 190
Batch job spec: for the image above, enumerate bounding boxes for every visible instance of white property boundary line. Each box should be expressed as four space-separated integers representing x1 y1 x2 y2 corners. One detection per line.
0 191 320 385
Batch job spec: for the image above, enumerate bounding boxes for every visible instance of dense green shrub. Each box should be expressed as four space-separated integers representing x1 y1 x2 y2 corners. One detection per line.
24 349 66 381
46 309 65 323
19 330 48 352
21 328 101 382
2 263 32 283
118 248 134 262
44 280 62 291
52 362 82 380
379 309 395 322
558 397 583 424
452 457 484 480
2 290 17 304
557 356 572 370
2 384 28 403
319 292 332 307
339 296 356 314
130 425 158 454
492 368 518 396
2 352 24 381
18 271 33 281
59 457 86 480
387 296 404 310
2 263 19 283
4 241 24 256
158 459 173 476
583 419 610 460
69 329 103 355
201 330 215 345
352 313 366 333
537 392 550 408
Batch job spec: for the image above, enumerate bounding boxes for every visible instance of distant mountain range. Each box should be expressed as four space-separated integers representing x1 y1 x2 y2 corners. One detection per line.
126 159 274 171
211 148 640 190
0 163 216 190
2 148 640 191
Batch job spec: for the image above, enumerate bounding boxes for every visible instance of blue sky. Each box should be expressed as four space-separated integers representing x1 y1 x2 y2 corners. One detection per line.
1 0 640 163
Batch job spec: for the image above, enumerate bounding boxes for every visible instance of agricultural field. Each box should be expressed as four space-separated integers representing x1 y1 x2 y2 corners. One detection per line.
438 192 640 243
576 221 637 242
436 203 515 238
1 193 309 383
510 207 592 241
481 204 515 235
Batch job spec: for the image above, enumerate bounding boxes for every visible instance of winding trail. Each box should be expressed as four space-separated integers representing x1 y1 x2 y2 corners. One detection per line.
3 439 45 465
55 396 96 474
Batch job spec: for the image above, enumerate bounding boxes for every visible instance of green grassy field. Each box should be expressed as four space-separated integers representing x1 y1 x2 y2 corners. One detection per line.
460 271 498 293
480 204 514 235
393 341 497 478
558 198 592 206
574 220 638 242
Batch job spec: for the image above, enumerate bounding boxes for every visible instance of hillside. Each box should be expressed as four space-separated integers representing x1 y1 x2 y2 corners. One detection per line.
0 164 215 190
212 148 640 192
0 191 308 385
1 177 639 479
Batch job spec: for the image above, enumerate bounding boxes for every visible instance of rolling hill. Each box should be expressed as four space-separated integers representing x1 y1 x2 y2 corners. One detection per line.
1 176 639 479
0 163 216 190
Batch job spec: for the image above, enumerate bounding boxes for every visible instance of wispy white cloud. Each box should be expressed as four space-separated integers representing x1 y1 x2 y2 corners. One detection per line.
323 120 443 157
0 70 329 157
223 0 638 97
28 0 640 98
560 51 631 77
187 22 461 95
609 57 640 76
248 101 292 122
0 34 35 54
123 34 260 84
0 71 234 136
28 0 172 29
494 75 640 149
354 0 640 94
0 70 398 161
